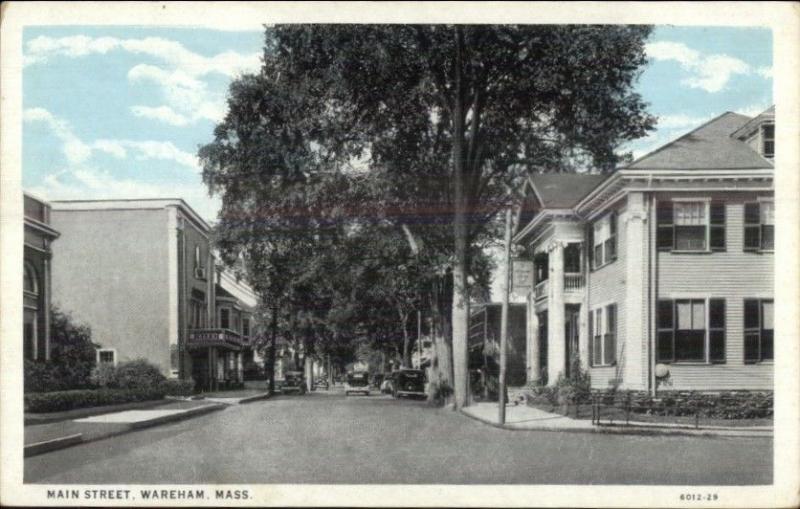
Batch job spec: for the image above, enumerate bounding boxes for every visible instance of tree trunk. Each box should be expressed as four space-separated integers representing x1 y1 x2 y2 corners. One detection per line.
450 25 470 409
267 305 278 394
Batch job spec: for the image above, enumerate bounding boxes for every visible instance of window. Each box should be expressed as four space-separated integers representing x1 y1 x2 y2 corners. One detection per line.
534 252 549 283
657 298 725 363
220 308 230 330
189 289 206 329
24 263 38 295
194 245 201 269
97 349 116 366
589 303 616 366
24 309 37 360
590 212 617 269
744 201 774 251
762 124 774 158
657 200 725 252
744 299 773 363
242 318 251 338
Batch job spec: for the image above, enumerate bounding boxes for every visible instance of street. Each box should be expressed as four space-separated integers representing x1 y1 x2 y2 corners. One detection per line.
25 390 771 485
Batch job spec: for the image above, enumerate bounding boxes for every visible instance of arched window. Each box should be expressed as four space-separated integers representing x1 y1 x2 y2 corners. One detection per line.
24 262 38 295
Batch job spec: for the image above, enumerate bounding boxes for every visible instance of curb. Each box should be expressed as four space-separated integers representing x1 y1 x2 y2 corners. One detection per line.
24 434 83 457
458 410 773 438
238 393 272 404
24 404 226 458
128 403 226 430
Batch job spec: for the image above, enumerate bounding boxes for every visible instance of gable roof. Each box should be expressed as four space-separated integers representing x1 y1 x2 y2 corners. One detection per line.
529 173 610 209
627 112 773 171
731 105 775 139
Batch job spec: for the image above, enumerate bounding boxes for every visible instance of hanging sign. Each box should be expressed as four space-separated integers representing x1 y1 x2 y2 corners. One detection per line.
511 259 535 297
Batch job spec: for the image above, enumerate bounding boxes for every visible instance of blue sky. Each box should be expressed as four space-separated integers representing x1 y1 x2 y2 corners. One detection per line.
23 25 773 221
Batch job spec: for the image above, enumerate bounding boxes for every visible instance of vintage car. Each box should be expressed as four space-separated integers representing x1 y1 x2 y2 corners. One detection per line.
280 371 307 395
392 369 427 398
344 371 371 396
314 377 330 390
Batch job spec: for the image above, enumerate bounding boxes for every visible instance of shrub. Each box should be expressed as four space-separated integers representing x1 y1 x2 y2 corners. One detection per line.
592 389 773 420
24 388 165 413
24 307 98 393
94 359 166 390
160 379 195 397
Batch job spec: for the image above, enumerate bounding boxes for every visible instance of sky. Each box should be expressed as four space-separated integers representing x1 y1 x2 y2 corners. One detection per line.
22 25 773 222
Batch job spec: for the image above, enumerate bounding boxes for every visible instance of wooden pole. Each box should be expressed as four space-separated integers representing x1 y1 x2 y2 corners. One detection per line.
499 204 513 425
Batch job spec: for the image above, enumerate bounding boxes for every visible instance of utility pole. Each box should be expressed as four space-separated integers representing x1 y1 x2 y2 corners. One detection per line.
499 203 513 425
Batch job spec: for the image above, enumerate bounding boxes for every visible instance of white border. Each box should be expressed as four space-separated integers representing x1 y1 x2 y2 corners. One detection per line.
1 2 798 508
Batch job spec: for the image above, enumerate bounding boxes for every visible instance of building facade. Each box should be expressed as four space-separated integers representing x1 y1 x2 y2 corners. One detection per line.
23 193 60 361
49 198 260 391
514 108 774 393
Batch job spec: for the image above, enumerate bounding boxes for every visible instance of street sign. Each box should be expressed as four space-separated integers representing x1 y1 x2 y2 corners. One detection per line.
511 259 534 297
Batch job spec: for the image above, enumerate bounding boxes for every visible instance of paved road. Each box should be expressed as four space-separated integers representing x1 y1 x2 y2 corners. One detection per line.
25 390 771 484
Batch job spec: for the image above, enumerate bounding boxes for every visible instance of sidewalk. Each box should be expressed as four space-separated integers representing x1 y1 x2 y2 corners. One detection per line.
460 402 773 437
25 400 225 457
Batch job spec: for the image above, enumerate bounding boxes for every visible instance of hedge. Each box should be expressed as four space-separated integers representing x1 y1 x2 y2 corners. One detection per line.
24 388 165 413
160 379 195 397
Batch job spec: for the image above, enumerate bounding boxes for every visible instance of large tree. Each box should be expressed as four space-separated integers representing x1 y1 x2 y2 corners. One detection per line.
202 25 655 408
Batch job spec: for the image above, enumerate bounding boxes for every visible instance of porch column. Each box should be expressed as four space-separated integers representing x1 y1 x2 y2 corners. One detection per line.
237 351 244 383
547 240 566 386
625 192 648 390
579 274 590 372
527 293 540 383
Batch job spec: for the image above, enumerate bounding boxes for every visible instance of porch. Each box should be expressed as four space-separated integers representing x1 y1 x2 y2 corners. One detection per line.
187 328 245 392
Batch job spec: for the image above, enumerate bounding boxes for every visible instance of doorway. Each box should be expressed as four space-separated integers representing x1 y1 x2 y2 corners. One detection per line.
537 311 548 384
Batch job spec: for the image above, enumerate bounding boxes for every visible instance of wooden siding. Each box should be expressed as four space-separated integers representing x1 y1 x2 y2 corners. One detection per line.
656 192 773 391
587 204 628 389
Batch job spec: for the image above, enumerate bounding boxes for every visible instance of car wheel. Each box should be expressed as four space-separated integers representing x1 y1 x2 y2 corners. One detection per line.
365 391 370 396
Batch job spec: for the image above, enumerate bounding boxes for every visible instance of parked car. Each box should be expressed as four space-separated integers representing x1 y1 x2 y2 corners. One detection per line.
315 377 329 390
345 371 371 396
392 369 426 398
280 371 306 395
380 372 395 394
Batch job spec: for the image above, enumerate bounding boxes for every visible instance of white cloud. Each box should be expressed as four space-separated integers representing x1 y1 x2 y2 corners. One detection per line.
131 105 190 126
756 66 773 79
646 40 766 93
24 35 261 127
28 167 221 221
24 108 200 171
23 107 92 164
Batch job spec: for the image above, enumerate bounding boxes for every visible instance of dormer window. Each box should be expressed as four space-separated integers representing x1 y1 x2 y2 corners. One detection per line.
761 124 774 158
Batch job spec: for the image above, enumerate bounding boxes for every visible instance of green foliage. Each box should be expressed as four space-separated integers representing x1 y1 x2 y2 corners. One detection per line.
160 379 196 397
93 359 166 391
24 388 165 413
199 25 656 397
24 307 98 393
526 365 592 408
604 390 774 420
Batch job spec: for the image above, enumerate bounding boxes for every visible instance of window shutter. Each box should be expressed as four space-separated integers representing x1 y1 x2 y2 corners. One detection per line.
607 212 618 261
587 224 594 268
604 304 616 365
656 201 674 250
710 203 726 251
743 299 760 363
709 299 726 363
656 299 674 362
743 203 761 251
